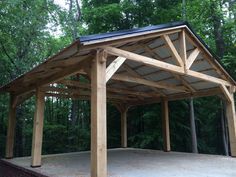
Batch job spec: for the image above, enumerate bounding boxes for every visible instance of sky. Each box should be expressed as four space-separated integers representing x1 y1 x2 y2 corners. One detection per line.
54 0 68 10
47 0 68 37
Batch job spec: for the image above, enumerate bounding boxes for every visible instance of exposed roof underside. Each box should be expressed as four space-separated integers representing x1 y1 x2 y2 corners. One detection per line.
0 21 235 105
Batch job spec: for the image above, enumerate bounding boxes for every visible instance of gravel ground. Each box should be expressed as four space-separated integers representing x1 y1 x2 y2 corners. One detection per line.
4 148 236 177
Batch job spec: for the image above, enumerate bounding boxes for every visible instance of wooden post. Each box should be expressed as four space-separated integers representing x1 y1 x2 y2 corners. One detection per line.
5 94 17 159
161 98 171 152
225 91 236 157
31 89 45 167
121 107 128 148
91 50 107 177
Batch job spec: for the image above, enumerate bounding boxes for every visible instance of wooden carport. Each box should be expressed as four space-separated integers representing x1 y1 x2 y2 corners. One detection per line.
0 21 236 177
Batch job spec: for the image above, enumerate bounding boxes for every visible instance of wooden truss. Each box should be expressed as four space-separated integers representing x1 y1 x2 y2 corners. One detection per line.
2 26 236 177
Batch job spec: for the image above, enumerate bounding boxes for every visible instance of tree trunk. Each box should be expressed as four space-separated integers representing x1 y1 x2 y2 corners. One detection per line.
210 1 225 58
70 75 80 126
71 100 78 126
221 100 229 156
190 97 198 153
182 0 186 20
15 106 24 157
68 0 81 126
228 0 236 22
69 0 81 41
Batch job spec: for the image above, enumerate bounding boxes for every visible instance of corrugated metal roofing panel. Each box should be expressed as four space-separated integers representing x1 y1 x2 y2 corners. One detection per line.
155 46 171 58
192 82 218 90
144 71 172 81
190 60 212 71
135 66 160 76
148 38 163 49
183 75 202 83
132 85 153 92
202 70 221 78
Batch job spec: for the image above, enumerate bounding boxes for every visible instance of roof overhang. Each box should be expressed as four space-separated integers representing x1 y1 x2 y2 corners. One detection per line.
0 21 235 106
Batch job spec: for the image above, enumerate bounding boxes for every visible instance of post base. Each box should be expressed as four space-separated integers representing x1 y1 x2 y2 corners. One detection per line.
31 165 41 168
5 157 13 159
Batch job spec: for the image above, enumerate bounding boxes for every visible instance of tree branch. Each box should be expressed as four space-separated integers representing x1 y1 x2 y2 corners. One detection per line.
0 41 21 73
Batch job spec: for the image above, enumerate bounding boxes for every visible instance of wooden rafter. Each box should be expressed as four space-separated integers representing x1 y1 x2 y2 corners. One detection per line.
104 46 184 74
185 31 230 81
13 58 91 95
13 91 35 107
186 70 230 86
162 34 184 67
220 85 233 103
122 64 166 96
129 87 222 106
141 39 193 93
186 48 200 69
138 43 162 59
173 74 196 92
112 74 188 92
43 86 139 101
23 55 91 82
56 79 159 98
103 46 231 86
106 56 126 82
179 30 187 70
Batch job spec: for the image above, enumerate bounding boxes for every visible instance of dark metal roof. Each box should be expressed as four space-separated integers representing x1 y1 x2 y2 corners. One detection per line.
79 21 235 82
79 21 187 43
0 21 235 93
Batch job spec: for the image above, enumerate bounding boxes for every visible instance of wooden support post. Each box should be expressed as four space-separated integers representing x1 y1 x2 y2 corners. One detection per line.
225 91 236 157
121 107 129 148
161 98 171 152
91 50 107 177
5 94 17 159
31 89 45 167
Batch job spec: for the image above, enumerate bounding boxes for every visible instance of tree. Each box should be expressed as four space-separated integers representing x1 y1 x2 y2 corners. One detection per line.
189 97 198 153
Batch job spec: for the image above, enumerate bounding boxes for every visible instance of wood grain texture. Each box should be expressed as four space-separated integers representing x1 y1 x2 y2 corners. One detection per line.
91 50 107 177
31 89 45 167
5 94 17 159
225 92 236 157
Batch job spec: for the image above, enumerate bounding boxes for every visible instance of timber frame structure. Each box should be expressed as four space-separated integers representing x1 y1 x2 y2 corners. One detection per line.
0 21 236 177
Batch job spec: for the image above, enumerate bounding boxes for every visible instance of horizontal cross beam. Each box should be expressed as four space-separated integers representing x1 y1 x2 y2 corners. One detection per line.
112 74 188 92
103 46 231 87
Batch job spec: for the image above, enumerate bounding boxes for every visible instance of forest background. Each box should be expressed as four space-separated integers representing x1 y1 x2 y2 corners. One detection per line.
0 0 236 157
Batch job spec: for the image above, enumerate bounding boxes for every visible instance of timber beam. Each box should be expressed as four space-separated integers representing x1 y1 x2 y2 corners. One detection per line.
90 50 107 177
127 87 222 107
114 104 130 148
162 34 184 67
186 48 200 69
224 89 236 157
112 74 188 93
106 56 126 82
5 94 17 159
220 85 233 103
103 46 231 87
31 88 45 167
43 83 159 100
14 58 91 96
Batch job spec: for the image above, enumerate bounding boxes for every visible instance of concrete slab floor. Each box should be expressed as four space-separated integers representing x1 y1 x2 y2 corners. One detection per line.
3 148 236 177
